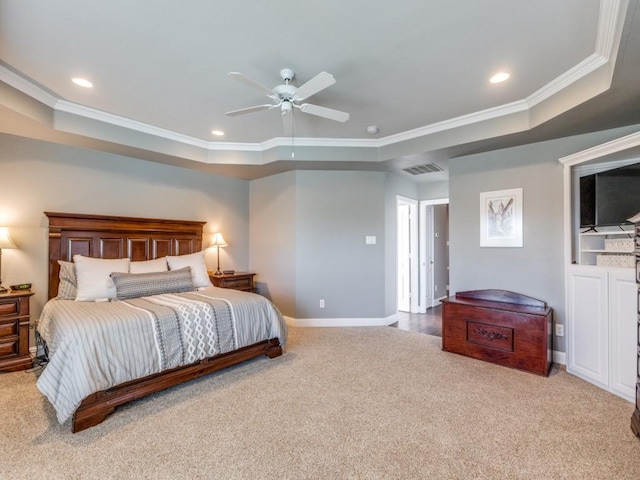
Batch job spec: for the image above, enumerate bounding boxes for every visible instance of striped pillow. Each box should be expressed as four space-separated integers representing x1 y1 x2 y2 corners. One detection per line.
110 267 194 300
56 260 77 300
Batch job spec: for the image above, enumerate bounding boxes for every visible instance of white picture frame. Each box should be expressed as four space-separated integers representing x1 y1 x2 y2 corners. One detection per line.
480 188 523 247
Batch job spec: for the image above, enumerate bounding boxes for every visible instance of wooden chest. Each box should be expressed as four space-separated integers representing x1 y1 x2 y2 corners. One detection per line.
441 290 552 376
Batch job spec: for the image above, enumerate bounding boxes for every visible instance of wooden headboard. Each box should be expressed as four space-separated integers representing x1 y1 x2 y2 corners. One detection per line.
46 212 206 300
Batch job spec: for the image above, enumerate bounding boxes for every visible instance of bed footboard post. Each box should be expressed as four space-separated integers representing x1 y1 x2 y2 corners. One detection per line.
266 338 282 358
73 394 116 433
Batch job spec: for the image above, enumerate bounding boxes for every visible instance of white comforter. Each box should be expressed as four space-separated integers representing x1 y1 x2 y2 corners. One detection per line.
37 287 287 424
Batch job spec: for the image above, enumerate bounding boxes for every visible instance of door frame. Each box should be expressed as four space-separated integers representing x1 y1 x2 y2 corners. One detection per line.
397 195 419 313
419 198 449 309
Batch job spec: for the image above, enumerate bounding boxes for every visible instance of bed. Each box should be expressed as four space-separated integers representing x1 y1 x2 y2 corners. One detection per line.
37 212 287 432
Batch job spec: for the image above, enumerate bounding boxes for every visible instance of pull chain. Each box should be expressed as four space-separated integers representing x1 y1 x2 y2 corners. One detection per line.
291 108 295 158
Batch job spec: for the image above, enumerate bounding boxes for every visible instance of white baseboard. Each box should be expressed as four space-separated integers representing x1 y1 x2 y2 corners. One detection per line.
284 313 398 328
553 350 566 366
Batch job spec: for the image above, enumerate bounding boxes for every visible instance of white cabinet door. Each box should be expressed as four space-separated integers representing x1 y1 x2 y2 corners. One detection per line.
567 266 609 389
609 268 637 402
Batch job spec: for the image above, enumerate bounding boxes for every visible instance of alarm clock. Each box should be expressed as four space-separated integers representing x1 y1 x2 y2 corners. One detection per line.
10 283 31 291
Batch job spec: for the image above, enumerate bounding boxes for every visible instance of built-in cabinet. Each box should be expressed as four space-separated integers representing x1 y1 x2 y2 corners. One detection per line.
566 265 636 402
578 228 634 267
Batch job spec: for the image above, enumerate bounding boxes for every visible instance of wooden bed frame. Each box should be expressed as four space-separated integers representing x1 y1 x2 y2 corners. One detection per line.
45 212 282 432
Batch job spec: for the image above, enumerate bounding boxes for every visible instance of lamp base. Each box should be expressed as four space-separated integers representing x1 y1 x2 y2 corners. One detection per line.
214 270 222 276
0 284 7 293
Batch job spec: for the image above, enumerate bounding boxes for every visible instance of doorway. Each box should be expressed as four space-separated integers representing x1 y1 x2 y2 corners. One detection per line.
419 199 450 308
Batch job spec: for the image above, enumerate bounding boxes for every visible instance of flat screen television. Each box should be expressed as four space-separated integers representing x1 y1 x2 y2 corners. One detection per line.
580 162 640 228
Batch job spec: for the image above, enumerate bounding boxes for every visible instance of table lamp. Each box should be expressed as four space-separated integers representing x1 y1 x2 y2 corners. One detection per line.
210 232 228 275
0 227 17 293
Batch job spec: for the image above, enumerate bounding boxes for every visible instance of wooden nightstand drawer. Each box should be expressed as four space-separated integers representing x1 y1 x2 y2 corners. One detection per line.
219 277 251 289
0 301 18 317
0 338 18 357
0 320 18 338
209 272 256 292
0 291 34 372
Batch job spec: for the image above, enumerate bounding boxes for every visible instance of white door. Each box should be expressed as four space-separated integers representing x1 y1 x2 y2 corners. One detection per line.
397 196 418 313
567 265 609 390
397 203 411 312
608 268 637 402
420 204 434 310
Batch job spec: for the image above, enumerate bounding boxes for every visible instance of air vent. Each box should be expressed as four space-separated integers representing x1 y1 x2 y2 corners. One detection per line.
402 163 443 175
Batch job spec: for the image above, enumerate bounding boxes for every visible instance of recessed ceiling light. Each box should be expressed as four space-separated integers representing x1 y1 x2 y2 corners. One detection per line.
366 126 379 134
489 72 510 84
211 130 224 136
71 77 93 88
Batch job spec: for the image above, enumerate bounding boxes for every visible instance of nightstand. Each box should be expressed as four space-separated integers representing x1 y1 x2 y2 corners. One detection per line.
0 290 34 372
209 272 256 292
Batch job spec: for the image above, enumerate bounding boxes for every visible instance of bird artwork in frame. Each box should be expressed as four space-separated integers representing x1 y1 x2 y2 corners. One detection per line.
480 188 523 247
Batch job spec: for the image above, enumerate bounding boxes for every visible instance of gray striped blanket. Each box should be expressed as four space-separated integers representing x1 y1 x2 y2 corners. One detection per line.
37 287 287 424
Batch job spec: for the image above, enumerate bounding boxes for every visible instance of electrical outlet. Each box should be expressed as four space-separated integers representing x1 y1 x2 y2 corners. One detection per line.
319 299 325 308
555 324 564 337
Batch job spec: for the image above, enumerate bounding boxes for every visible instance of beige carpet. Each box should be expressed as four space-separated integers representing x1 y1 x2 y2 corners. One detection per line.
1 326 639 479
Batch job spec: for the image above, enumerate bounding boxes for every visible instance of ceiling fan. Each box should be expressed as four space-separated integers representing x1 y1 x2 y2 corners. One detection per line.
225 68 350 123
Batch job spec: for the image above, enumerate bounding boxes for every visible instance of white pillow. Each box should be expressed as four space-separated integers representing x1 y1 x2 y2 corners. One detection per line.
166 251 212 288
129 257 168 274
73 255 131 301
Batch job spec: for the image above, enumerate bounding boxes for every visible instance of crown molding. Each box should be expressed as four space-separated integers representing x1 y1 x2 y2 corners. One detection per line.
558 129 640 167
0 64 58 108
0 0 627 163
595 0 628 56
55 100 211 149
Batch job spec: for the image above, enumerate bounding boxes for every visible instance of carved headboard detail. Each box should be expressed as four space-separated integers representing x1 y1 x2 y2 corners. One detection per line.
45 212 206 300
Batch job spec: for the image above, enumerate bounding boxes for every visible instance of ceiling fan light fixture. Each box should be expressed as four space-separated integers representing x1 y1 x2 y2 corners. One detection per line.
281 100 293 115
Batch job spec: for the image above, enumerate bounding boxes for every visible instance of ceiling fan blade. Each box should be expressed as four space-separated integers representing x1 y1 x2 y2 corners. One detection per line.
294 72 336 101
225 104 274 117
299 103 350 122
228 72 274 97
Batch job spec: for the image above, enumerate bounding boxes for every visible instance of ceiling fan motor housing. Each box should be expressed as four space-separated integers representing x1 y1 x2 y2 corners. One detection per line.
273 84 296 100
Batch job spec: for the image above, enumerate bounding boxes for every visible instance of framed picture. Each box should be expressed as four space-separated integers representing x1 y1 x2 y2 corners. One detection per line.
480 188 523 247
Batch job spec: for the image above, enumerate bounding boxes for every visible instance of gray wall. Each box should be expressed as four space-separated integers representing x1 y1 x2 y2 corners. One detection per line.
249 171 297 314
251 170 392 320
0 134 250 319
419 179 449 200
296 171 385 318
384 174 420 316
448 125 640 353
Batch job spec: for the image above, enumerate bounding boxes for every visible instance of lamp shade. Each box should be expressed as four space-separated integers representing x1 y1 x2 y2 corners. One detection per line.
210 232 228 248
0 227 16 249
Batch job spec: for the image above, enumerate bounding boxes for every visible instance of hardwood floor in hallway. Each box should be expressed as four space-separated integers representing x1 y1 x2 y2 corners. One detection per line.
390 304 442 337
